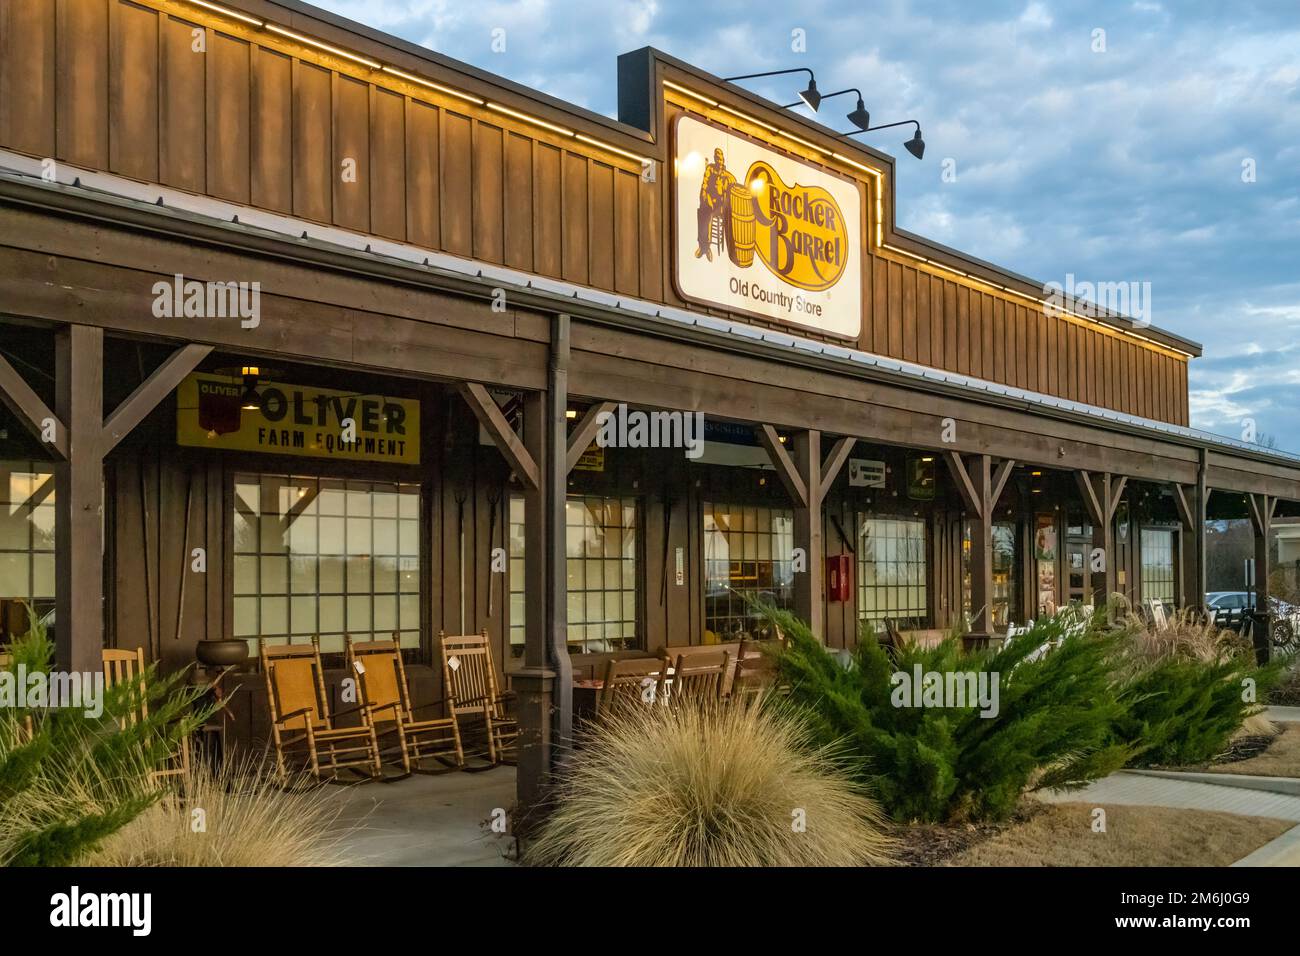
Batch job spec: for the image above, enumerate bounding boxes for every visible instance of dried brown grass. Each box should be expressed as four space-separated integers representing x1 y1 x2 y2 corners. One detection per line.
526 696 896 867
949 802 1292 867
87 756 350 867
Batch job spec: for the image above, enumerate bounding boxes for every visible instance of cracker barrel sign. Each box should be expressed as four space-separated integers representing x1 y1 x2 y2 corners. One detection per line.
176 373 420 464
673 113 862 338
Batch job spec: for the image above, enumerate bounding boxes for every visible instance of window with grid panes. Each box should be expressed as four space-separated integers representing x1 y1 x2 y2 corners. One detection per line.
857 516 928 628
508 494 641 656
703 502 794 641
0 463 56 643
1141 528 1176 606
232 475 421 654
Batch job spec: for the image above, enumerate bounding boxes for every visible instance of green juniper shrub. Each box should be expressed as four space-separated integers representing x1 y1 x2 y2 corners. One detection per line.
1113 641 1283 768
763 604 1134 824
1 611 211 866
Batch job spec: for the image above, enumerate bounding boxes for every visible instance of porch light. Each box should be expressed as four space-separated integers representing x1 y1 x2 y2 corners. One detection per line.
566 409 578 419
239 367 261 411
725 68 821 112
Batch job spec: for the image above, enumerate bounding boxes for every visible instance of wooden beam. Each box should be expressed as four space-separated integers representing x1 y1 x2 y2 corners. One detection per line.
1107 476 1128 520
819 436 856 501
1074 470 1105 528
101 343 212 454
1247 492 1267 536
756 424 808 508
0 350 68 459
990 458 1017 510
944 451 982 518
1172 484 1195 531
458 381 539 490
565 401 616 474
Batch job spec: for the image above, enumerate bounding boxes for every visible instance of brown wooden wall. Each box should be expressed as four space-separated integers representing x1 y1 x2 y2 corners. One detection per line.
0 0 1190 426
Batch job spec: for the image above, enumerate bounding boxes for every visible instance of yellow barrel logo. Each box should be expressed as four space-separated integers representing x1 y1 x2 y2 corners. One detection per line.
745 160 848 292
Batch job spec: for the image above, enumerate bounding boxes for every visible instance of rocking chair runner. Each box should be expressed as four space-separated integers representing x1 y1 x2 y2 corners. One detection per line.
101 647 191 785
346 635 463 772
438 630 518 764
260 638 387 784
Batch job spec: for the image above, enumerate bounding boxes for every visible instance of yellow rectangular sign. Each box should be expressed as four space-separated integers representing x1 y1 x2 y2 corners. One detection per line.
176 373 420 465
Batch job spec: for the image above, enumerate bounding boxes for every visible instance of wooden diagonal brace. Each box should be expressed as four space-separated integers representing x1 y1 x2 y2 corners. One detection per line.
756 424 808 508
944 451 982 519
819 436 856 501
0 350 68 459
459 382 539 490
102 344 213 454
565 401 616 474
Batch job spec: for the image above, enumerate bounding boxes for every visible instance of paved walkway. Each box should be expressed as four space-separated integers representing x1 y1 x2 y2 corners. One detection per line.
1038 770 1300 865
325 768 517 867
1267 705 1300 723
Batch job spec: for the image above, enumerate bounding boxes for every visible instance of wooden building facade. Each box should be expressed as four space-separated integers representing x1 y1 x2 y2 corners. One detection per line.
1 0 1298 804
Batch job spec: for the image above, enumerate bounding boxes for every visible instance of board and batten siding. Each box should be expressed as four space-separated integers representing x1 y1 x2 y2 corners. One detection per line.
0 0 1189 426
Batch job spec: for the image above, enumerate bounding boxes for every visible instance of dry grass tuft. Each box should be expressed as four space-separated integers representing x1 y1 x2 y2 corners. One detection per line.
525 696 896 867
87 756 351 867
1122 606 1251 665
949 802 1292 867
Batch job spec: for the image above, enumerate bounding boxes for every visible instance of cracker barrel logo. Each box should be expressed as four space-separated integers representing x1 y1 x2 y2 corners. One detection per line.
694 148 848 292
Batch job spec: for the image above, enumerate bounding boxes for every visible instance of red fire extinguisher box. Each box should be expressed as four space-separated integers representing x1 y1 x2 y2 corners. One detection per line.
826 554 852 603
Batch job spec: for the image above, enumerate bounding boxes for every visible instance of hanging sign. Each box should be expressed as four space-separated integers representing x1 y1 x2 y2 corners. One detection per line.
176 373 420 464
672 113 863 338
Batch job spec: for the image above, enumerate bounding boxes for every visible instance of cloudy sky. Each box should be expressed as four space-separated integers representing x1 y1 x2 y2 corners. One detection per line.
311 0 1300 451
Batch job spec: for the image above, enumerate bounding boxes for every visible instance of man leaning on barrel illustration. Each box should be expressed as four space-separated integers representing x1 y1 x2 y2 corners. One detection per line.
695 147 736 262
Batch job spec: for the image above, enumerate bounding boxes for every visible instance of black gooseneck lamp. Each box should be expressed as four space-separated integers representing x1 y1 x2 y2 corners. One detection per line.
724 67 821 112
783 87 871 130
843 119 926 160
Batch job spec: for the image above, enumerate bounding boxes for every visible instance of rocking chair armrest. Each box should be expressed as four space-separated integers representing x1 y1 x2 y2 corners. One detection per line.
275 707 315 726
331 702 376 721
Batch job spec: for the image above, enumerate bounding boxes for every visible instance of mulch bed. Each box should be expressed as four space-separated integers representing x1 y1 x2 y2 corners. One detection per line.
892 809 1035 866
1213 733 1277 764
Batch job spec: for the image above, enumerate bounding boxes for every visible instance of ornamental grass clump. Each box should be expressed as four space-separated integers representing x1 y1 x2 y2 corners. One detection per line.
525 695 896 867
1 614 208 866
88 755 350 867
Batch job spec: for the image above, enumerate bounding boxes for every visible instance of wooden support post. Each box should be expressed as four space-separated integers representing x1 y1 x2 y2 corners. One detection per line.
54 326 104 674
792 430 824 640
1172 481 1201 611
1075 471 1126 610
1197 449 1210 611
40 328 212 672
1247 491 1277 663
755 427 855 640
512 316 573 814
945 453 1015 645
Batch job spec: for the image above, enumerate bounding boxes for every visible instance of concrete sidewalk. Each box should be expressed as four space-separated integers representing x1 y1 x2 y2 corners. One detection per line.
326 768 518 867
1038 771 1300 865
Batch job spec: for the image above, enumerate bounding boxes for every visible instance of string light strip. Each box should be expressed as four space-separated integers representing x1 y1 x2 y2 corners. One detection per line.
663 80 1193 360
176 0 653 167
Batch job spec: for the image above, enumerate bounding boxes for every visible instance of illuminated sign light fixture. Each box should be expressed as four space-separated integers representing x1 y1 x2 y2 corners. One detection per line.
175 0 652 167
661 80 1189 359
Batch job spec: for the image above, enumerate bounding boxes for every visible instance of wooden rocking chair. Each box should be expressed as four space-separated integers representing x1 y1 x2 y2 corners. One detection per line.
346 635 462 773
101 647 191 785
438 630 518 766
597 656 670 717
260 638 386 785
